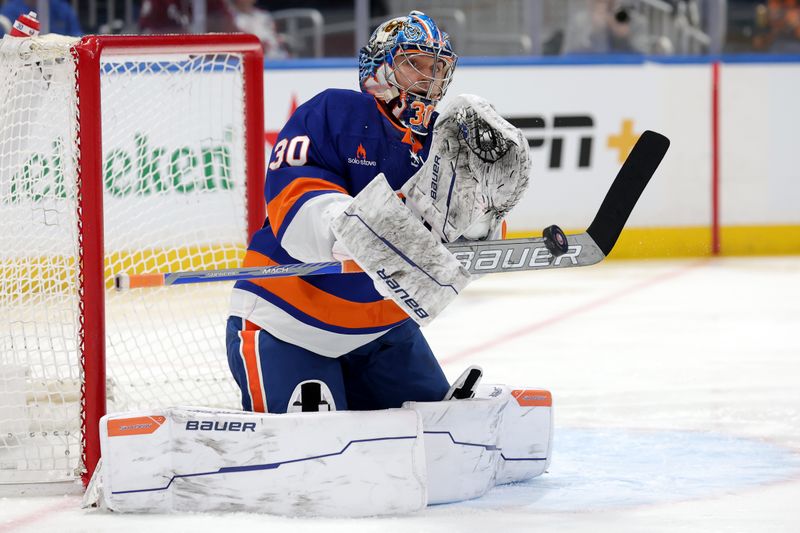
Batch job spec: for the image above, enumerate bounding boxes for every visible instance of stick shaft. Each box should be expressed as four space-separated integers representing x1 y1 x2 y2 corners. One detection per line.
118 260 362 289
116 235 601 290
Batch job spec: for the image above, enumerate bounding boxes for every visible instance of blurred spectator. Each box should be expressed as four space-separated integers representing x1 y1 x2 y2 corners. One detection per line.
753 0 800 52
0 0 81 36
562 0 649 54
0 14 11 37
230 0 290 58
138 0 238 34
664 0 702 27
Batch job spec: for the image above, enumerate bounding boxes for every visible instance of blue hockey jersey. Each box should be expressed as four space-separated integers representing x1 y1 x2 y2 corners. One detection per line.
229 88 436 356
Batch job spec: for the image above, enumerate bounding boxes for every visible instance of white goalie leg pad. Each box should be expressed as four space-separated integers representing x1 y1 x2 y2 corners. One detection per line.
89 406 426 517
477 385 553 485
331 174 471 326
404 389 509 504
404 384 553 504
401 94 530 242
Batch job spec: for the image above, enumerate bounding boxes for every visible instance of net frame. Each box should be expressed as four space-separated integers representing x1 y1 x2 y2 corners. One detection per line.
0 34 265 486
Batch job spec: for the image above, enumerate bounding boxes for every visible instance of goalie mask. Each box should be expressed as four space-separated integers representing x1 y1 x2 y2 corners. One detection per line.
359 11 457 135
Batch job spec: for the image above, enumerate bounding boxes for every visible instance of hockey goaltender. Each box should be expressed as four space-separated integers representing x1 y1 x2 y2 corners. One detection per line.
84 11 553 516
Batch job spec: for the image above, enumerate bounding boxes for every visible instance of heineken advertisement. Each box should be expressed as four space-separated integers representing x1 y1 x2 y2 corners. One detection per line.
5 133 236 204
2 127 247 256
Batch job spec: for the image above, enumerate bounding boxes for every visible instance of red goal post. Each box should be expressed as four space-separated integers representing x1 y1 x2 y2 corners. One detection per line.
75 34 265 488
0 34 265 487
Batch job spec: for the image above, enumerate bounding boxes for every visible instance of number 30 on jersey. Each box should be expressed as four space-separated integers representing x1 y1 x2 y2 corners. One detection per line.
269 135 310 170
409 101 434 129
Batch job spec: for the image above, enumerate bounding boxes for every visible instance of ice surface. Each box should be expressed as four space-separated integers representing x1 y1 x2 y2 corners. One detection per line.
2 257 799 532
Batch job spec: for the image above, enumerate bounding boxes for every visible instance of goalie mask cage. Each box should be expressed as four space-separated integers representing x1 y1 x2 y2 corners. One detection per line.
0 34 265 486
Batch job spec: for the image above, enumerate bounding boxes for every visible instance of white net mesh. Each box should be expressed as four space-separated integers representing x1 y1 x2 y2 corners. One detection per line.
0 35 253 483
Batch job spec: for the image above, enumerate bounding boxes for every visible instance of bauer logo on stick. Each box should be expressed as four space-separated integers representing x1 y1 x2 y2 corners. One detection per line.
451 244 582 272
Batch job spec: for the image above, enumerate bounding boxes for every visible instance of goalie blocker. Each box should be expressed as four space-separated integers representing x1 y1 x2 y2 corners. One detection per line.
331 174 472 326
83 383 552 516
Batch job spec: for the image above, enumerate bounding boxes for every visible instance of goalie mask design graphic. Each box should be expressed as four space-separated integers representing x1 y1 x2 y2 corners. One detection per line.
358 11 457 135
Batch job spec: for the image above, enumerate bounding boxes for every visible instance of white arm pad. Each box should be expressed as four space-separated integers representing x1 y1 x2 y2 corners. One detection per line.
281 193 353 262
401 94 530 242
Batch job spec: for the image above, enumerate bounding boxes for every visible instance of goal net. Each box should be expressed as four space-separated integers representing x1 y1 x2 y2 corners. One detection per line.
0 34 265 485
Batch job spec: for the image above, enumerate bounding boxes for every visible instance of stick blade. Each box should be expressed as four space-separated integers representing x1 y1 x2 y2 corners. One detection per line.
586 130 670 256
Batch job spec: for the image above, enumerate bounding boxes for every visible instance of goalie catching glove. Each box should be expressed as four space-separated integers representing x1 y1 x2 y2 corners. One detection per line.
401 94 530 242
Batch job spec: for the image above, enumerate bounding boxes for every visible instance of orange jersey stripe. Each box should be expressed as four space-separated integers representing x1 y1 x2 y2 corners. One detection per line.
267 177 348 233
240 330 266 412
243 250 408 329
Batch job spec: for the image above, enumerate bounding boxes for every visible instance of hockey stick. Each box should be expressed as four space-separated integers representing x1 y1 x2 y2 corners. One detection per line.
115 130 669 290
449 129 670 274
